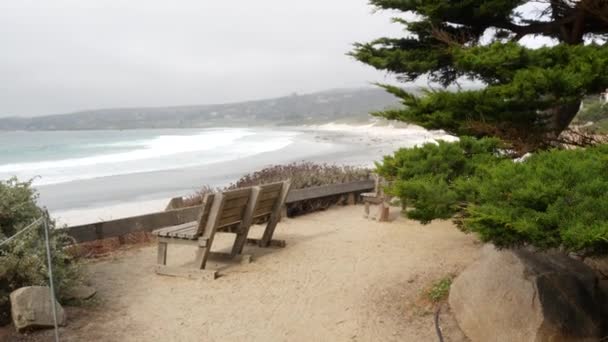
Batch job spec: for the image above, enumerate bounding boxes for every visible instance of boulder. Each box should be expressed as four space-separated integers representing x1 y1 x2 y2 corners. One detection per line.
10 286 66 332
449 245 604 342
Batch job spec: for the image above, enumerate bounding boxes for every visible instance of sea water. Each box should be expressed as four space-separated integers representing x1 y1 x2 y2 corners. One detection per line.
0 128 298 186
0 125 453 223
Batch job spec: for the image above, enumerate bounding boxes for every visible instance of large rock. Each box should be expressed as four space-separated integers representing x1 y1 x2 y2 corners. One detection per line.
449 245 604 342
10 286 66 332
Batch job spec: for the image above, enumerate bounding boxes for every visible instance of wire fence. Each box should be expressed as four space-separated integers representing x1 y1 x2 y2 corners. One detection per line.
0 211 60 342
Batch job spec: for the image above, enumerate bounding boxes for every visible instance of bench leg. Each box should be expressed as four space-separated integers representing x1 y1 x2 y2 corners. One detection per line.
260 217 281 248
195 245 211 269
231 227 251 256
364 201 370 218
157 242 168 265
378 202 390 222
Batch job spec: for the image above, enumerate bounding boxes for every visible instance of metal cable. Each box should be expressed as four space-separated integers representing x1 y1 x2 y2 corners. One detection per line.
43 212 60 342
0 217 43 247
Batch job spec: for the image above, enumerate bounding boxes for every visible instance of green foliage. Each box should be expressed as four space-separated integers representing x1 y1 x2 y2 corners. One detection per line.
379 138 608 255
464 145 608 255
377 137 506 223
427 276 453 303
351 1 608 150
0 178 82 325
185 162 372 216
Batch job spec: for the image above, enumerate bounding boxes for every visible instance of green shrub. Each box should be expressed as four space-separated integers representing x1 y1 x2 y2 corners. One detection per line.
379 138 608 255
377 137 506 223
0 178 82 325
464 145 608 255
185 162 372 216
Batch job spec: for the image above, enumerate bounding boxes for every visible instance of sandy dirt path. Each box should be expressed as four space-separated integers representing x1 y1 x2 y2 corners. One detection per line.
27 205 481 342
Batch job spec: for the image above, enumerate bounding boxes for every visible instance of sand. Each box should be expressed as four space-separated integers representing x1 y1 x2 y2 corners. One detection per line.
13 205 482 342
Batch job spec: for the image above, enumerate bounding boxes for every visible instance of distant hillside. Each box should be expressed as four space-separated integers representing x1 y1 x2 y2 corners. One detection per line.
0 88 403 131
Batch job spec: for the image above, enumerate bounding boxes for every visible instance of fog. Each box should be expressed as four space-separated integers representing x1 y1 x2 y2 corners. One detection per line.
0 0 406 117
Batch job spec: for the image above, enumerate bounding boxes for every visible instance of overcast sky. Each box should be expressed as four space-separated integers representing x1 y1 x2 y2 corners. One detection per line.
0 0 408 117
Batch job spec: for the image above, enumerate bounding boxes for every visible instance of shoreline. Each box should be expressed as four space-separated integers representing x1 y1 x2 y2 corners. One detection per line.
43 123 455 226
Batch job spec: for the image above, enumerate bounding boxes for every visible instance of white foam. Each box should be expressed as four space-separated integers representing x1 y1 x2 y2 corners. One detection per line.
311 121 456 140
0 129 298 186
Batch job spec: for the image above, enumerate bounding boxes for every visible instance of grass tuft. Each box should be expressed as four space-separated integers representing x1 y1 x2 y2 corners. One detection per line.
427 276 453 303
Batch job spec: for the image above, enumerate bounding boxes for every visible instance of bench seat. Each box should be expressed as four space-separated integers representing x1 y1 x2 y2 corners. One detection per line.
153 221 198 239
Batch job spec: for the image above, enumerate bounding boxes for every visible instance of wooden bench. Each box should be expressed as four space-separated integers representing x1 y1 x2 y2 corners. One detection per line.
243 181 291 250
152 181 290 279
361 175 391 222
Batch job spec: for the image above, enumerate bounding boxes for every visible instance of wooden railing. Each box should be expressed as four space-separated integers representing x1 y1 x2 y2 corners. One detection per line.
61 180 375 243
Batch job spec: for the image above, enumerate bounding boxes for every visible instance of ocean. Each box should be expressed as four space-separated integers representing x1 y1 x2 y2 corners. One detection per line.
0 128 299 186
0 125 454 225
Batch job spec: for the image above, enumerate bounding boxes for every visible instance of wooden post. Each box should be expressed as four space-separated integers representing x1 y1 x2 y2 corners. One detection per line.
157 242 168 265
196 193 225 269
260 182 291 247
378 202 390 222
347 193 356 205
231 187 260 256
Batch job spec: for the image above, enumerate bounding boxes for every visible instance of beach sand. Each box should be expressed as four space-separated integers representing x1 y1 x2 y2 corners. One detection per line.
29 205 481 342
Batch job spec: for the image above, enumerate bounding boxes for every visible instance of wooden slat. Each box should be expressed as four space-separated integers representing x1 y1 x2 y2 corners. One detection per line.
285 180 374 203
169 223 198 237
223 197 250 210
255 198 277 212
257 198 277 210
252 210 272 219
175 226 198 239
259 182 283 192
152 221 196 237
219 206 247 220
166 223 196 237
258 190 280 201
222 188 252 201
218 215 243 228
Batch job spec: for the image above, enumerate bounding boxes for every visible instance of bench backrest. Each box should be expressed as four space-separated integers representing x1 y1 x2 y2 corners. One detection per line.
200 187 254 239
195 193 216 236
195 182 289 240
252 181 291 221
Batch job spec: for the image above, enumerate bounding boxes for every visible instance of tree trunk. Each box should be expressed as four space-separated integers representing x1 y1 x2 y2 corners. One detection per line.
543 100 582 140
